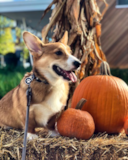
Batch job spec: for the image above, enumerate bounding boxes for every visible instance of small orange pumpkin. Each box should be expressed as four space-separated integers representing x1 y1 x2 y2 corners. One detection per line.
71 62 128 133
57 100 95 140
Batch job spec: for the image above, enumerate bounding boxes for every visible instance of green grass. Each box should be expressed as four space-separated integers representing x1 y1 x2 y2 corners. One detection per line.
0 65 32 99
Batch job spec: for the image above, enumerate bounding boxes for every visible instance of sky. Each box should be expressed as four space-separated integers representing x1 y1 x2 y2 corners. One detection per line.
0 0 29 2
0 0 13 2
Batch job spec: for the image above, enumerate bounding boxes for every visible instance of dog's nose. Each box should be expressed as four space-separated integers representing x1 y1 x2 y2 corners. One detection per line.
73 61 81 68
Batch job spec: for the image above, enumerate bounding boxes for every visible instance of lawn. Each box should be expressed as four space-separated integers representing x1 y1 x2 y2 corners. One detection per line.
0 65 31 99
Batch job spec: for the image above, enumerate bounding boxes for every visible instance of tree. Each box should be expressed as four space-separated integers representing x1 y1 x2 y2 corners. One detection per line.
0 16 15 55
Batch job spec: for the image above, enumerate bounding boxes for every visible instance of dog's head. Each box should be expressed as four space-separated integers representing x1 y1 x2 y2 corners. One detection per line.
23 31 81 83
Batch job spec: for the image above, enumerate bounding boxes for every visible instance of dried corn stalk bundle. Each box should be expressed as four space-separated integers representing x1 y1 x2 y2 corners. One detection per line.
41 0 108 77
40 0 108 106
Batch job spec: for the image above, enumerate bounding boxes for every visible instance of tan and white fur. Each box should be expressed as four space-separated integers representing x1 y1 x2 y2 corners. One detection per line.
0 31 81 140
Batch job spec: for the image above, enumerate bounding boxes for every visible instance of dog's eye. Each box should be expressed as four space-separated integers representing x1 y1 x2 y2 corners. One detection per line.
55 51 63 56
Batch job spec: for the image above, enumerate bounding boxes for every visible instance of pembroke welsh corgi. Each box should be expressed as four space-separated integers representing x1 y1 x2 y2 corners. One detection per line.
0 31 81 139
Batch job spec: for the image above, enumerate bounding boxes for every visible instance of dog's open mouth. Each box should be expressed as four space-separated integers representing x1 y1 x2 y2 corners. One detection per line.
53 65 77 83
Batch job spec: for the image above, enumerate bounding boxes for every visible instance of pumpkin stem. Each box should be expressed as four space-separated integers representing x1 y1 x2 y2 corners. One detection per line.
100 61 111 76
75 98 87 110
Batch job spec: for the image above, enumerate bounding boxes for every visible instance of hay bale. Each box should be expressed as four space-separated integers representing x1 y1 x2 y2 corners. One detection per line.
0 128 128 159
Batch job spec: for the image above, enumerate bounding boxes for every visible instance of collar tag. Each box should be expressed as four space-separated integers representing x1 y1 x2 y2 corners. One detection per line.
25 75 34 85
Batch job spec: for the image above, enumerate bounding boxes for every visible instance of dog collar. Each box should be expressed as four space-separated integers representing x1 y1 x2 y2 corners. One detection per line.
33 74 49 84
25 74 49 85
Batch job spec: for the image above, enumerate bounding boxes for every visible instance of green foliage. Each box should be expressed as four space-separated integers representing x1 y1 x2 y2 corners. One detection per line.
15 27 21 38
111 68 128 84
0 27 15 55
0 65 31 99
0 16 15 28
0 16 16 55
20 46 29 60
15 27 22 44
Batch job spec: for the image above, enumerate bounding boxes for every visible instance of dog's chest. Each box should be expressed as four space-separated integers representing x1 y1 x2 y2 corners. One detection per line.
31 82 68 127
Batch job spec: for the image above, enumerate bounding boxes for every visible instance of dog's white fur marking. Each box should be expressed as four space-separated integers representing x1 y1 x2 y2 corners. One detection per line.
27 133 38 140
66 54 81 70
31 79 66 127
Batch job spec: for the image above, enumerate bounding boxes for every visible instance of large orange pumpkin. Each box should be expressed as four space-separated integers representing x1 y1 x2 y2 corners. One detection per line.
124 118 128 135
57 108 95 140
71 62 128 133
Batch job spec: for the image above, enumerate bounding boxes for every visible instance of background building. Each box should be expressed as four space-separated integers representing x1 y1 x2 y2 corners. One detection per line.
0 0 128 68
99 0 128 68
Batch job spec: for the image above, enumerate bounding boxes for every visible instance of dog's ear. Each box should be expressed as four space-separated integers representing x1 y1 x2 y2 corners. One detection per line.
23 31 44 56
59 31 68 45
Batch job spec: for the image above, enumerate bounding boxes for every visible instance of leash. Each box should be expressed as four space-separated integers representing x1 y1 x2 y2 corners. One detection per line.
21 74 48 160
21 76 33 160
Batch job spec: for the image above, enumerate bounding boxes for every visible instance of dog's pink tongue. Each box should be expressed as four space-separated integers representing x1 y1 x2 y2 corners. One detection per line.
62 69 77 82
69 72 77 83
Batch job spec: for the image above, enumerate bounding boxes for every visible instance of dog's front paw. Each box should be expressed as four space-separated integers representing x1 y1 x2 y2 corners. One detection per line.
48 130 60 137
27 133 38 140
